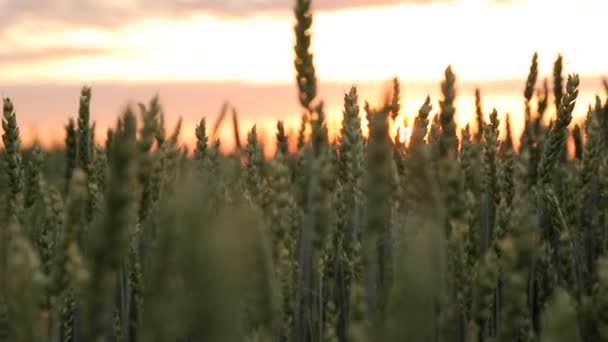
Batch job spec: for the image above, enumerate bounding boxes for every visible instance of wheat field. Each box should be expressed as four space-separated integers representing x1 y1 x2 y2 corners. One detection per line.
1 0 607 341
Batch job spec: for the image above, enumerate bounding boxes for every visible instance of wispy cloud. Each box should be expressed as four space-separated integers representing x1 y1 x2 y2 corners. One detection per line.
0 46 116 64
1 0 605 84
143 0 450 16
0 0 449 29
0 0 450 72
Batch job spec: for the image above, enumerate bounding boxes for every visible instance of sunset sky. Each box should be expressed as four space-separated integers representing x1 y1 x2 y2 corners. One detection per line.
1 0 607 152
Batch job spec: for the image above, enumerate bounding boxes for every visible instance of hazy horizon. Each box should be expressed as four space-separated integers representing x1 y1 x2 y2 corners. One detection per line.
4 76 605 153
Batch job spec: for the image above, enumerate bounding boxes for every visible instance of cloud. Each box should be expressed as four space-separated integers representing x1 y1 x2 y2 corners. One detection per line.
144 0 450 15
0 0 450 29
0 0 450 65
0 46 115 64
0 0 138 28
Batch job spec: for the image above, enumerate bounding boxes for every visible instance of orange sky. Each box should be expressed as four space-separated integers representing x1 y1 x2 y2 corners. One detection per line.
0 0 607 153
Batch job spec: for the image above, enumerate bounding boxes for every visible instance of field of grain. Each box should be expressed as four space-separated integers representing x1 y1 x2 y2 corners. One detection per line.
1 0 607 341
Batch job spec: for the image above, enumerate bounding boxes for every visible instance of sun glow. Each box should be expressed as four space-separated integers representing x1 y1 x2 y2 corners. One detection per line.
1 0 608 84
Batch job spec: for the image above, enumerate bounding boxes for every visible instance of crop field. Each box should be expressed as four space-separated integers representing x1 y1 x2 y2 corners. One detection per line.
1 0 607 341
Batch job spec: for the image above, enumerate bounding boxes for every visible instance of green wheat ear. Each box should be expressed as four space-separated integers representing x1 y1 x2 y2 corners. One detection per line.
521 52 539 156
537 77 550 119
572 124 583 160
390 77 401 121
475 88 484 142
502 112 514 154
138 95 160 155
524 52 539 103
65 118 78 193
276 120 289 157
539 74 579 187
439 65 457 157
296 112 309 151
77 86 92 173
553 54 564 112
194 117 208 165
2 98 24 221
294 0 317 110
409 95 432 152
338 86 364 190
310 101 328 157
25 144 43 209
168 116 182 146
245 125 268 207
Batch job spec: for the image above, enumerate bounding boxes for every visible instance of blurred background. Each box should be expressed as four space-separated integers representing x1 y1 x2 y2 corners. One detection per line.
0 0 606 153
